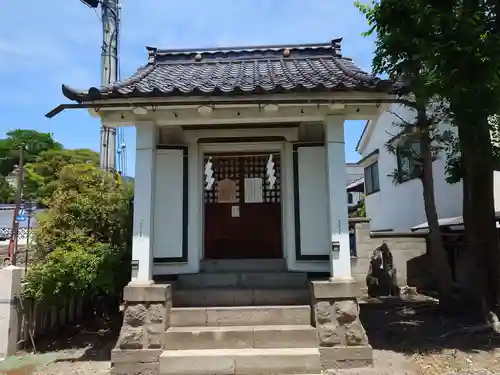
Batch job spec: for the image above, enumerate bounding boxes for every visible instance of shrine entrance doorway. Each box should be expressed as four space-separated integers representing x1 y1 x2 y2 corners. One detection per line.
203 152 282 259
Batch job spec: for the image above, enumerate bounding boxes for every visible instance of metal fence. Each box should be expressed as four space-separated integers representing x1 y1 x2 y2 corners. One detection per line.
0 227 30 240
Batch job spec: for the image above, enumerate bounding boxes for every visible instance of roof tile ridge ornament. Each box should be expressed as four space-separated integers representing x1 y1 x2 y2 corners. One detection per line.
331 37 343 57
146 45 158 64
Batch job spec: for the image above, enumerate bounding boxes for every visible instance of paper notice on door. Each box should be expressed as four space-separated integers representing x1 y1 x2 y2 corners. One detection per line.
231 205 240 217
244 178 263 203
218 179 237 203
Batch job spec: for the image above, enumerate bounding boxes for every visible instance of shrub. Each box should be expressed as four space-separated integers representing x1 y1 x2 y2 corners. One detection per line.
22 242 127 305
22 163 133 306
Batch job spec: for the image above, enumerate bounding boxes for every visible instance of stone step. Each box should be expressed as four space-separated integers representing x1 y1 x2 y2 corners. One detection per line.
330 369 399 375
200 259 287 273
160 348 321 375
170 305 312 327
164 324 317 350
177 271 308 289
173 288 309 307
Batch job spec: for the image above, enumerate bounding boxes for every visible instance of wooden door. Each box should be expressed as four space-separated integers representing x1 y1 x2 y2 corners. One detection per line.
204 153 282 259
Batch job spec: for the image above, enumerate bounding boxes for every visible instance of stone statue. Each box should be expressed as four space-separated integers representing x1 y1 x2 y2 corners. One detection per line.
366 242 400 298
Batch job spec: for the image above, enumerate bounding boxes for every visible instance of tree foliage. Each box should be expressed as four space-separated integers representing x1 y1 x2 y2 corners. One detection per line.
0 130 99 204
356 0 456 304
0 130 62 177
0 175 15 203
356 0 500 319
23 148 99 203
22 164 133 305
22 242 124 306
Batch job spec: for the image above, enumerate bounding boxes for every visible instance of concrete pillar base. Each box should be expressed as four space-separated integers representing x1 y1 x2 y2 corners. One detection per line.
111 283 172 375
310 279 373 371
0 266 23 360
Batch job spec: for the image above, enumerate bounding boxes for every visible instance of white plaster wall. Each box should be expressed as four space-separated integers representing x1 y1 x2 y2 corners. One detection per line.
153 149 184 260
284 142 328 273
296 146 330 257
362 105 463 231
153 143 200 275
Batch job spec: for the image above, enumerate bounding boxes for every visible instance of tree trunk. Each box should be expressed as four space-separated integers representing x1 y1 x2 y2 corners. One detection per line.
457 111 500 320
418 114 454 306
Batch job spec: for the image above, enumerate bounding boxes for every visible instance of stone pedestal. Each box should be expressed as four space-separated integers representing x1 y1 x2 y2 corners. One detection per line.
310 279 373 370
111 283 172 375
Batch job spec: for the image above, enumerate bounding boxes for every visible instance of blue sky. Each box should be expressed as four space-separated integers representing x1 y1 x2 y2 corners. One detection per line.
0 0 375 176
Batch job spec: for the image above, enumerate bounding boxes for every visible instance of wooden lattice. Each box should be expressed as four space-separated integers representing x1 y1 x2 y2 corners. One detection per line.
204 156 240 204
204 154 281 204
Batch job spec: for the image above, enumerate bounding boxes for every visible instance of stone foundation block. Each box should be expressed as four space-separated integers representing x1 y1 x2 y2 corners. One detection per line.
310 279 361 300
110 362 160 375
319 346 373 370
311 279 373 370
111 283 172 375
111 349 162 364
123 284 172 303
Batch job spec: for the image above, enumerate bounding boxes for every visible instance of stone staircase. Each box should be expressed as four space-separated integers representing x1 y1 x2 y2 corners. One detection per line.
160 259 321 375
171 259 310 307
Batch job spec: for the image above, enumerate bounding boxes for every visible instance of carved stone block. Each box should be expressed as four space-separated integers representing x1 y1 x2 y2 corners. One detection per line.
124 304 147 327
119 326 145 349
148 303 165 324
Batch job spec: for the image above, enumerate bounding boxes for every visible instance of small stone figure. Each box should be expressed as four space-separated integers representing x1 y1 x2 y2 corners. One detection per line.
366 242 400 298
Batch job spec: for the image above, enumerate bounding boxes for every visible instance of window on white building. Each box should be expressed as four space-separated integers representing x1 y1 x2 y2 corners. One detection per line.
347 192 353 204
396 140 421 182
364 161 380 195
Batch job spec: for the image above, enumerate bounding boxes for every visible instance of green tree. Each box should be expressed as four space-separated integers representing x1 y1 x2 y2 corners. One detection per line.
357 0 500 325
445 115 500 183
385 102 455 305
23 148 99 203
416 1 500 323
0 130 62 176
0 175 15 203
356 0 455 306
23 163 132 306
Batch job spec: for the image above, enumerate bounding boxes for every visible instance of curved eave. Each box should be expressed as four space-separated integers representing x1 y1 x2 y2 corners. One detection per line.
61 79 403 103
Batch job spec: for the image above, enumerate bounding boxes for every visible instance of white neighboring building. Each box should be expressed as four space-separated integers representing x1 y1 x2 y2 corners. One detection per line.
356 104 465 232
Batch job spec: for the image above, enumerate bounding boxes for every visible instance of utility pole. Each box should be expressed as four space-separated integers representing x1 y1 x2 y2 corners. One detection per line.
81 0 120 171
9 146 24 266
100 0 118 171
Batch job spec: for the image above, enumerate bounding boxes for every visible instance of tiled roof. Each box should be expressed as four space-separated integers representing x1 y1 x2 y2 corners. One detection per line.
62 38 401 102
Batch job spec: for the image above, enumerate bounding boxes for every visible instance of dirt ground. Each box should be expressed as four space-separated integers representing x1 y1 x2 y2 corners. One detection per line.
361 297 500 375
1 297 500 375
0 318 118 375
